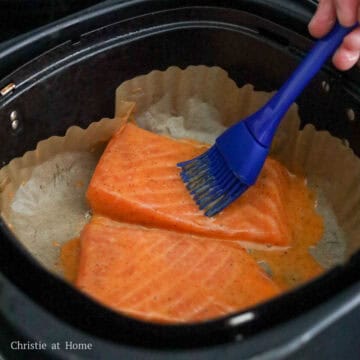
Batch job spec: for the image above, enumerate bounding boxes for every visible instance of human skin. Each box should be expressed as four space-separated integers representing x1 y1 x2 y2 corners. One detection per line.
308 0 360 70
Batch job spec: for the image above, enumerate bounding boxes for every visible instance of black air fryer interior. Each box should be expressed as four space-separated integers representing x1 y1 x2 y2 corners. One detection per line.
0 0 360 359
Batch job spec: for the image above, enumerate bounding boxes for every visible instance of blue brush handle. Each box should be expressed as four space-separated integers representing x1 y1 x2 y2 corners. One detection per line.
246 22 357 147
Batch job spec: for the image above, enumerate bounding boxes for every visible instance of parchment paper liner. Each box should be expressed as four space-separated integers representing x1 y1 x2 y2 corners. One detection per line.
0 65 359 277
0 102 135 273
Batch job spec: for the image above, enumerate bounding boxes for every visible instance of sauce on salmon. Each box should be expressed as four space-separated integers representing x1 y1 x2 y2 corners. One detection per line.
61 174 324 292
251 174 324 289
60 237 80 283
87 123 294 247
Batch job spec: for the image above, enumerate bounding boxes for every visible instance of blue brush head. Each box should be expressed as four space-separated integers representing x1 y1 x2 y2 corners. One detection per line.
178 147 249 216
178 121 269 217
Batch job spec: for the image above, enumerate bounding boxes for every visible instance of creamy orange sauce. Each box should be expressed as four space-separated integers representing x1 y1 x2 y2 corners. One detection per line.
60 237 80 283
60 173 324 291
251 174 324 290
60 125 324 296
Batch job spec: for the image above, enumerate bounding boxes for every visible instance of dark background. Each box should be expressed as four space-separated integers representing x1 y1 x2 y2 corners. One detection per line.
0 0 104 42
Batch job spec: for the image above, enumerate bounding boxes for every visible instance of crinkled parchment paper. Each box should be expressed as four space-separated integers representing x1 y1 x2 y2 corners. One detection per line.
1 66 359 276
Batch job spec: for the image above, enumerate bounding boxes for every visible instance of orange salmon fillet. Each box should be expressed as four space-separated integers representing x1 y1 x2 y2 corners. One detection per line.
87 123 293 246
76 216 280 323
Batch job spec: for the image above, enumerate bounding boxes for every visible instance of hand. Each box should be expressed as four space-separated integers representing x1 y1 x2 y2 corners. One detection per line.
308 0 360 70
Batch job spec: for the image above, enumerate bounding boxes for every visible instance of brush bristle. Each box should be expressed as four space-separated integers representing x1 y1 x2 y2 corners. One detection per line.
178 146 248 216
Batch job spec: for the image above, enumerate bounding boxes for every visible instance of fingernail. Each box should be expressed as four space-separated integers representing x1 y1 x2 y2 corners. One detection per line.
346 50 359 62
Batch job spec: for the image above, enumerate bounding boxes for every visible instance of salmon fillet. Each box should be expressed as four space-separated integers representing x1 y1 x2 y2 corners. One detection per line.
76 216 280 323
87 123 292 246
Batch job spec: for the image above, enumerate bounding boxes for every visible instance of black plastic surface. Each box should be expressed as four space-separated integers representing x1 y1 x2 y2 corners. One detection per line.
0 0 359 357
0 0 104 42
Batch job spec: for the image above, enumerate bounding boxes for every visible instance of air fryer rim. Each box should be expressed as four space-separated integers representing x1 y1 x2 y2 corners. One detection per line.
0 0 359 349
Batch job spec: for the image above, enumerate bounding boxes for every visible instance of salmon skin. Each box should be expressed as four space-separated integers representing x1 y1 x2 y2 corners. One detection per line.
76 216 280 323
87 123 293 247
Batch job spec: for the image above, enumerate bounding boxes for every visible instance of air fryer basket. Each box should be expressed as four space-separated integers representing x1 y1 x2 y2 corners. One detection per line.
0 0 360 358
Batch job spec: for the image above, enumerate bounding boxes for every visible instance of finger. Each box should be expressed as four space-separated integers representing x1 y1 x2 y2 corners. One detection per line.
332 28 360 70
334 0 359 26
309 0 337 38
342 27 360 50
332 47 360 70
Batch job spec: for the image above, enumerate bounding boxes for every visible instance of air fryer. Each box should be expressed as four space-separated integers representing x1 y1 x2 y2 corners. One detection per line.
0 1 360 359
